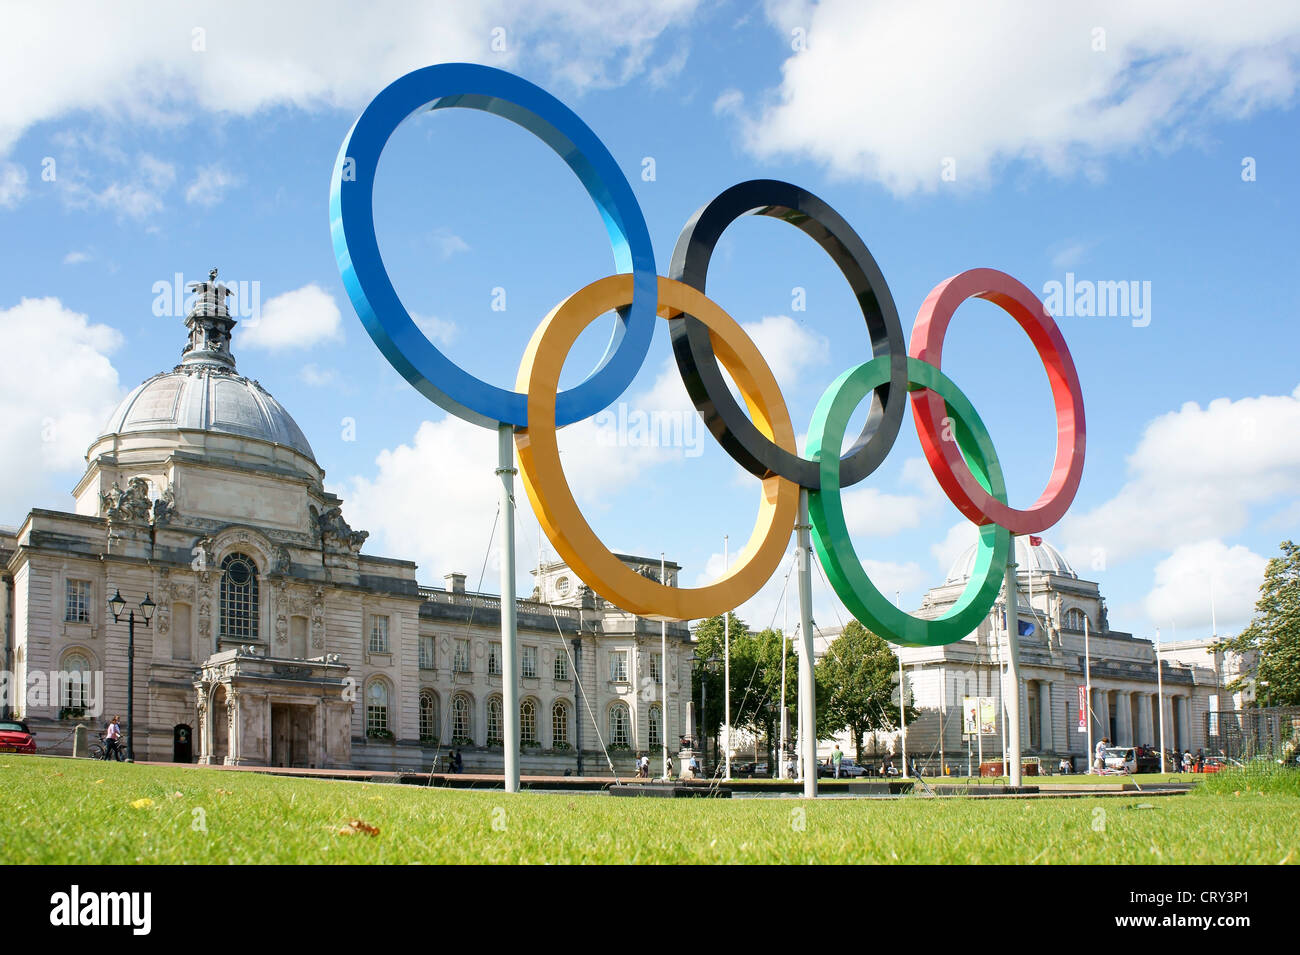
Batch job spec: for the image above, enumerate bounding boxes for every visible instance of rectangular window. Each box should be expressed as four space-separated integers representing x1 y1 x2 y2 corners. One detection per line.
488 642 502 676
369 615 390 653
651 652 663 685
609 650 629 683
454 638 471 673
419 635 436 670
522 645 537 679
65 579 91 623
553 652 570 681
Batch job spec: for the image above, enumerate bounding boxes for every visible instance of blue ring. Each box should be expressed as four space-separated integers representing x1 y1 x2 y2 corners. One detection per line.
329 63 657 428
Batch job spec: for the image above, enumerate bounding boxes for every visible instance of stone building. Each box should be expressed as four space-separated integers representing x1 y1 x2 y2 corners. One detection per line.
0 273 692 775
815 537 1226 770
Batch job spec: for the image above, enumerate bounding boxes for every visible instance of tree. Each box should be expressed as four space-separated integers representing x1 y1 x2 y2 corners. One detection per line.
1219 540 1300 707
691 615 797 768
815 619 915 761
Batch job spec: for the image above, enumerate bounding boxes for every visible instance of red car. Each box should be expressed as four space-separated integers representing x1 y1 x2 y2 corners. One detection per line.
0 719 36 754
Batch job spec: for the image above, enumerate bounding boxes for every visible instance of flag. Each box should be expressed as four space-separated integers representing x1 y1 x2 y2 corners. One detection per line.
1029 535 1043 546
1018 619 1036 637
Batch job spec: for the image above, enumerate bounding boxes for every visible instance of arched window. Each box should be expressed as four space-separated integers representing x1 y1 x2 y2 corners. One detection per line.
1065 608 1090 632
487 697 504 746
452 694 472 743
520 699 538 745
609 702 630 747
419 691 438 741
648 704 662 748
365 680 389 735
60 651 92 711
552 700 570 747
220 553 259 640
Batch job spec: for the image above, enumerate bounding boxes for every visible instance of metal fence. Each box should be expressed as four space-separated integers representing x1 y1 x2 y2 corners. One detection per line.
1205 707 1300 761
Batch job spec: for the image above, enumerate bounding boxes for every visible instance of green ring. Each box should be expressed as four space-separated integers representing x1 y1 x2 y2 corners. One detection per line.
807 356 1010 647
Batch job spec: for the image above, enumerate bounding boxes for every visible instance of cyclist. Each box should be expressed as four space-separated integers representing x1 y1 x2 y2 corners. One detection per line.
104 715 123 760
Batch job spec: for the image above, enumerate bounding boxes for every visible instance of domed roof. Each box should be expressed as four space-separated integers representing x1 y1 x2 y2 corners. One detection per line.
92 270 315 463
946 536 1076 584
100 366 315 461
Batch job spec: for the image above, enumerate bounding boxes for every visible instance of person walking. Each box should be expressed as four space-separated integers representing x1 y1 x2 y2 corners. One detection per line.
1094 737 1109 774
104 715 123 760
831 744 843 779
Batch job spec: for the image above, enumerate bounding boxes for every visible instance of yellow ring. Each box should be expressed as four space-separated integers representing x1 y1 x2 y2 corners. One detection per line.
515 275 799 621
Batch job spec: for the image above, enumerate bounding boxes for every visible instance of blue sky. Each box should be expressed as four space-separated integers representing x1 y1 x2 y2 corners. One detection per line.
2 0 1298 644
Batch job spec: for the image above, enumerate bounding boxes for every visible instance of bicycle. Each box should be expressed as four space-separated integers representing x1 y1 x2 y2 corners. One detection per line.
90 734 127 761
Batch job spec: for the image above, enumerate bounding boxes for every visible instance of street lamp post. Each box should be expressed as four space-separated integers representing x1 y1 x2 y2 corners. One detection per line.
108 589 155 763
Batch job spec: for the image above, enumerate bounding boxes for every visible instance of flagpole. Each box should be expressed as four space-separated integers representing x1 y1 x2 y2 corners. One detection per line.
723 534 731 782
780 572 789 778
1156 626 1167 774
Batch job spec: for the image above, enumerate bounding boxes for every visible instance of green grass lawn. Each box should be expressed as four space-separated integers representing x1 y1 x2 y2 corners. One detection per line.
1 756 1295 864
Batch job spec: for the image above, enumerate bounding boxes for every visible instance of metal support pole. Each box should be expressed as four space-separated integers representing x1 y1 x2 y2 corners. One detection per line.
795 491 818 799
1004 539 1023 786
723 534 731 782
1084 615 1094 773
497 424 519 793
127 611 136 763
661 553 668 781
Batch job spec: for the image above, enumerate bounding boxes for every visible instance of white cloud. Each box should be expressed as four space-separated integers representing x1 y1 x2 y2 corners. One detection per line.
59 152 175 221
1060 386 1300 567
0 161 26 208
741 0 1300 195
740 314 828 389
62 250 92 265
298 363 339 387
411 313 458 347
1050 239 1092 271
431 228 469 259
713 88 744 115
236 283 343 351
1143 539 1268 633
339 418 512 583
185 163 240 206
0 1 699 154
931 520 978 578
0 297 123 518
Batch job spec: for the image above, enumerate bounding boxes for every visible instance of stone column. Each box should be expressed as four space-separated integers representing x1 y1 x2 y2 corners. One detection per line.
1092 688 1109 743
1135 691 1153 747
1115 690 1133 746
1176 696 1191 751
1038 681 1054 752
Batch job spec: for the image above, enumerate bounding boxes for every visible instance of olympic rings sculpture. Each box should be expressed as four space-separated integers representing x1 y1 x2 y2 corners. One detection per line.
330 63 1086 644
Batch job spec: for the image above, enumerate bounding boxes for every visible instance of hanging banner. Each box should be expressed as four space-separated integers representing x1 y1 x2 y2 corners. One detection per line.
963 696 997 737
1077 685 1087 733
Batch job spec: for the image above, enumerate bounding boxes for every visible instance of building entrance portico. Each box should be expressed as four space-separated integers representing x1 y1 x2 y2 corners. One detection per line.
195 648 353 768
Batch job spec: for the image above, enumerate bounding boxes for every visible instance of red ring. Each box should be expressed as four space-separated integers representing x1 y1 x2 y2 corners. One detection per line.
909 268 1085 534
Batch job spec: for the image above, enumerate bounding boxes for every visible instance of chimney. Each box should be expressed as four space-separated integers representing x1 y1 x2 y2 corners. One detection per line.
444 572 466 594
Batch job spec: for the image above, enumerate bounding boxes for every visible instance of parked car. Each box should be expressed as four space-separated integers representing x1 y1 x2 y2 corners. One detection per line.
1102 746 1137 774
0 719 36 754
818 756 869 778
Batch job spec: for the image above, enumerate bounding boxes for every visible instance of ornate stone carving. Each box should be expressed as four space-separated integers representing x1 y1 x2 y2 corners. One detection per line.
152 485 177 525
308 504 369 554
275 614 288 644
272 544 292 575
100 477 152 523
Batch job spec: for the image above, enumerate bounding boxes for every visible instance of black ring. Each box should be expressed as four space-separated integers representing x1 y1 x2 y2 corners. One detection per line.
668 179 907 489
